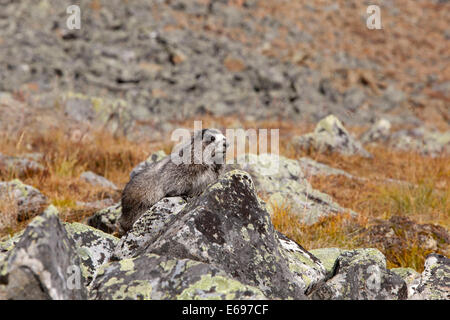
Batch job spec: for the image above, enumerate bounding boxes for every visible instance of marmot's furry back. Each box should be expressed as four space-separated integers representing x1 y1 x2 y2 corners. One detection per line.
118 129 228 235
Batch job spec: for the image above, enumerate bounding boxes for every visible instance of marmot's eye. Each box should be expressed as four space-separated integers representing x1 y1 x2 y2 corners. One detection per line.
210 136 215 142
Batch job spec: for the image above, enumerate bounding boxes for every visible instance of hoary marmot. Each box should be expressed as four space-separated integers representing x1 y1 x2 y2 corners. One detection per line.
118 128 228 235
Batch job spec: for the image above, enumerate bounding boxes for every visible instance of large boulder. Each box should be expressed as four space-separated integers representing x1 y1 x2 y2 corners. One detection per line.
130 170 326 299
293 115 372 158
0 206 87 299
89 253 267 300
410 254 450 300
309 248 408 300
236 153 356 224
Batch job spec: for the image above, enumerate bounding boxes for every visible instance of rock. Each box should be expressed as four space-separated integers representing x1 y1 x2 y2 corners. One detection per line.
0 179 48 222
293 115 372 158
309 248 343 275
0 206 87 299
360 119 392 144
129 150 167 179
0 230 24 253
139 169 326 299
89 253 266 300
80 171 118 190
276 232 326 291
0 153 45 177
309 248 408 300
113 197 187 260
410 254 450 300
236 153 356 225
64 222 119 286
391 267 421 298
86 203 121 234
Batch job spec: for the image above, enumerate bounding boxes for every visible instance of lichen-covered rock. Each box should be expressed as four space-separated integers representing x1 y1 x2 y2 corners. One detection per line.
390 267 421 298
139 169 327 299
65 222 119 286
86 203 121 234
89 253 266 300
309 248 408 300
310 248 343 275
80 171 118 190
130 150 167 179
0 231 24 253
0 153 45 177
113 197 186 260
293 115 372 158
0 206 87 299
360 119 391 144
276 232 326 291
410 254 450 300
236 153 356 225
0 179 48 222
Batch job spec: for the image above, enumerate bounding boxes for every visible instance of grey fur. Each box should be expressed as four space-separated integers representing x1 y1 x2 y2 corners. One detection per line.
118 128 228 235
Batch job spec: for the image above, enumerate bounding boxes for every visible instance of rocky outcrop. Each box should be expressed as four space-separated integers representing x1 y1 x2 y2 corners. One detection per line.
293 115 372 158
120 170 326 299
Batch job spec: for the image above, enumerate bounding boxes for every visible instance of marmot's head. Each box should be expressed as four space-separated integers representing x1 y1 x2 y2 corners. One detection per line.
195 128 228 165
173 128 228 166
